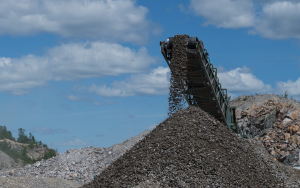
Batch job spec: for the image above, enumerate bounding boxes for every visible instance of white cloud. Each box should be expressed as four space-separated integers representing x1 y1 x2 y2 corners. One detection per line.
52 137 93 146
0 41 156 95
31 127 69 135
250 1 300 39
105 99 117 105
178 4 188 13
275 78 300 99
190 0 255 28
0 0 160 44
67 94 101 106
47 42 157 80
217 66 300 100
218 66 272 93
88 66 170 97
146 124 158 130
68 95 80 101
188 0 300 39
252 0 300 4
93 101 101 106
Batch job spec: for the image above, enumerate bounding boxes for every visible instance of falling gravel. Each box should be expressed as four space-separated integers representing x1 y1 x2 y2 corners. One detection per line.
167 35 189 116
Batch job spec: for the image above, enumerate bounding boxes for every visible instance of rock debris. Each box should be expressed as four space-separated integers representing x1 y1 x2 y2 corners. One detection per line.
231 94 300 166
0 130 150 187
82 106 300 187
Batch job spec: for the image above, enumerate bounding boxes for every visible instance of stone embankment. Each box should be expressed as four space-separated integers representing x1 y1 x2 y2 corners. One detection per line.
230 94 300 165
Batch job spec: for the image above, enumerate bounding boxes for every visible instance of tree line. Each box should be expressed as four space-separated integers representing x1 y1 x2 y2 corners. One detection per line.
0 126 47 147
0 125 56 165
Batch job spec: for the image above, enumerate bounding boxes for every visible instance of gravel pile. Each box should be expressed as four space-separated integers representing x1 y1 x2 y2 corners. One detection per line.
82 106 300 187
0 177 82 188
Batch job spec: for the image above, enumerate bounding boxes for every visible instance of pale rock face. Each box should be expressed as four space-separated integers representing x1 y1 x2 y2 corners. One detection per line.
283 118 292 124
0 150 16 169
230 94 300 166
35 162 40 167
0 130 151 186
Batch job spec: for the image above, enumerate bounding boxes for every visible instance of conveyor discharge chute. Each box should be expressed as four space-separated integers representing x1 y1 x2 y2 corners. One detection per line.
160 35 239 134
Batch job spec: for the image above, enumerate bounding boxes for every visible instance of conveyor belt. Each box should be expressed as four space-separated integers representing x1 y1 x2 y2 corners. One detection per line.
160 35 239 133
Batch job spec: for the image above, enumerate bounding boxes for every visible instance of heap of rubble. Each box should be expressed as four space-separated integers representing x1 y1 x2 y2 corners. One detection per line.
0 130 151 186
230 94 300 165
82 106 300 188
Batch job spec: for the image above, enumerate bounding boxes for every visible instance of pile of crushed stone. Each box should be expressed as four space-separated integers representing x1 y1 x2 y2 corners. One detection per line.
82 106 300 187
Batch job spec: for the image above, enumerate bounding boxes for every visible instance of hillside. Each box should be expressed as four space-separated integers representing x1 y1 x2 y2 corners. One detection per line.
0 150 17 169
0 138 58 170
0 126 58 170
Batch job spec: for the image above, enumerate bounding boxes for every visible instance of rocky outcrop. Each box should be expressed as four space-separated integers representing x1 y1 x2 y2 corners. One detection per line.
230 94 300 165
0 139 54 169
0 150 17 169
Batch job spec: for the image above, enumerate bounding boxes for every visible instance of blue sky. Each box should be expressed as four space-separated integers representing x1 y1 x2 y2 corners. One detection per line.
0 0 300 153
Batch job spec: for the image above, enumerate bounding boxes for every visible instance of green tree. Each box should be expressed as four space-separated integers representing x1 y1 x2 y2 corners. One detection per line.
43 148 56 159
29 133 32 141
21 147 27 156
0 126 15 141
17 128 28 143
31 135 36 144
281 91 288 98
0 126 8 139
7 130 15 141
28 142 35 149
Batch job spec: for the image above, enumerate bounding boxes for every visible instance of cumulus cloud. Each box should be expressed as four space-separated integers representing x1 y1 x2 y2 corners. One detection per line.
67 94 101 106
51 137 94 146
218 66 272 93
88 66 170 97
188 0 300 39
190 0 255 28
93 101 101 106
250 1 300 39
218 66 300 100
105 99 117 105
178 4 188 13
252 0 300 4
0 41 156 95
0 0 160 44
146 124 158 130
31 127 69 135
275 78 300 99
68 95 80 101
